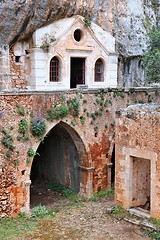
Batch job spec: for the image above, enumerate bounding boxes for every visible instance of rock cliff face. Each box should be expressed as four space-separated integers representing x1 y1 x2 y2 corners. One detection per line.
0 0 159 86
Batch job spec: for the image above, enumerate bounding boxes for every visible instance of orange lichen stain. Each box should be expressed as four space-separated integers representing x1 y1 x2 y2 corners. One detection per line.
10 184 25 217
89 133 111 192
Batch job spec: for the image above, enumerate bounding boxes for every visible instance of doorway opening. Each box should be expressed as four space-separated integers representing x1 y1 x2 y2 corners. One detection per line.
131 157 151 211
30 122 80 207
70 57 85 88
111 145 115 185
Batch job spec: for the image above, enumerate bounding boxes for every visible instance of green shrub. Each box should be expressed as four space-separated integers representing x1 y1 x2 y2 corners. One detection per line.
26 158 32 164
80 116 85 124
144 230 160 240
111 205 125 215
17 105 25 116
71 119 76 127
31 204 49 217
57 104 69 118
27 148 35 157
18 119 28 135
92 187 114 202
142 27 160 83
1 129 15 150
30 116 46 138
23 133 29 141
14 159 20 166
48 183 77 200
83 17 91 27
6 150 13 159
69 97 80 117
16 135 21 141
94 126 98 132
91 113 96 120
46 104 68 121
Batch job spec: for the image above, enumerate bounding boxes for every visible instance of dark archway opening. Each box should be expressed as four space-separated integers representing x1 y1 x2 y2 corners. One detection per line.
111 145 115 185
70 57 85 88
30 123 80 207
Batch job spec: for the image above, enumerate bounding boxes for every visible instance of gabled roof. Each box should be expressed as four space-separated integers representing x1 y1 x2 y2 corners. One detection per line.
33 15 117 55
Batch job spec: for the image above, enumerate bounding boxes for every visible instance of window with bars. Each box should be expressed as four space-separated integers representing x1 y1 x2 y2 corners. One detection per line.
50 57 60 82
94 59 104 82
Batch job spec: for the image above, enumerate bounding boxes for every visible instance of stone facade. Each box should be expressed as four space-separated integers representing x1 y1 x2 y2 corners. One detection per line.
115 104 160 219
4 16 117 91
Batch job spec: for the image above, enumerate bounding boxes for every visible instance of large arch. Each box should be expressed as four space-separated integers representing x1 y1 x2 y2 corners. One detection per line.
26 121 93 210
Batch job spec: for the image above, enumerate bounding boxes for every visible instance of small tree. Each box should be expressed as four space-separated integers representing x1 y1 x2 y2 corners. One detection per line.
142 27 160 83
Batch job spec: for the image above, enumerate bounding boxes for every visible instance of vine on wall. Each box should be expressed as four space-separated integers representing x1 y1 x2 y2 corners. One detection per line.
1 90 128 167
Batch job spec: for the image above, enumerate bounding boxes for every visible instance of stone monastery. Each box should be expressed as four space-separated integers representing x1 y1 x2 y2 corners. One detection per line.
3 16 117 91
1 15 160 220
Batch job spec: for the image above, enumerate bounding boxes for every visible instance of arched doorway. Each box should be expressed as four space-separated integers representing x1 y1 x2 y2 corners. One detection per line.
30 121 88 207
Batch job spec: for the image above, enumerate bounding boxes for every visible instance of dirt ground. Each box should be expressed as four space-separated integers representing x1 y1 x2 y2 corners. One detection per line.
19 185 152 240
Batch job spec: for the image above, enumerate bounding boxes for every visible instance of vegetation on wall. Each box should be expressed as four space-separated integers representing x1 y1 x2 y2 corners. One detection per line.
18 118 28 135
16 105 25 116
1 128 15 151
46 104 69 121
68 97 80 117
1 128 16 161
142 27 160 83
30 115 46 139
40 33 56 50
0 90 136 166
83 17 91 27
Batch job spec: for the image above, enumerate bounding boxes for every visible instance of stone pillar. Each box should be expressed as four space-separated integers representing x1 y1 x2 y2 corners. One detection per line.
30 47 47 90
79 166 94 197
22 180 31 215
0 45 11 90
107 162 113 188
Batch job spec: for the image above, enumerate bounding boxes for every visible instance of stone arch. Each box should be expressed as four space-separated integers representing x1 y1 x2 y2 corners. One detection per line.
25 121 93 213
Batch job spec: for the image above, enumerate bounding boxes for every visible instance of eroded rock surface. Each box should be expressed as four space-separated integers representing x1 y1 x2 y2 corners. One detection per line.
0 1 159 87
0 1 159 55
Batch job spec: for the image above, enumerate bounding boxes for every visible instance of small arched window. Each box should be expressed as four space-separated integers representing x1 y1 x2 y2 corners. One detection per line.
50 57 60 82
94 59 104 82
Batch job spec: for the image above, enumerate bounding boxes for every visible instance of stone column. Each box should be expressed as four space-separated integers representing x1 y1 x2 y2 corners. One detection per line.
79 166 94 197
22 180 31 215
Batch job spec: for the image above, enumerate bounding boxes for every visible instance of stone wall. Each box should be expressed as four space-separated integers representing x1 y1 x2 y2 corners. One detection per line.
10 47 28 89
0 88 160 217
115 103 160 218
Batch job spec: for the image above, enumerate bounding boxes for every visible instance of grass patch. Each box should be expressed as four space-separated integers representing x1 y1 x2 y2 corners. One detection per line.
0 205 58 240
91 187 114 202
48 183 80 203
144 230 160 240
109 204 131 219
0 214 37 240
143 218 160 239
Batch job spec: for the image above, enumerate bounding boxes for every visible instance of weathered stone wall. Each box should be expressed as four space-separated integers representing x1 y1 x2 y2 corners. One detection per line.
1 88 160 217
10 48 28 89
115 103 160 218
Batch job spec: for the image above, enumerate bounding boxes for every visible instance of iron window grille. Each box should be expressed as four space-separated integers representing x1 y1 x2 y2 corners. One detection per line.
95 59 104 82
50 57 60 82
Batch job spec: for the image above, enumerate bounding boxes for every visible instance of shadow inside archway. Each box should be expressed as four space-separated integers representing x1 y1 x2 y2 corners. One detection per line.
30 121 87 208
